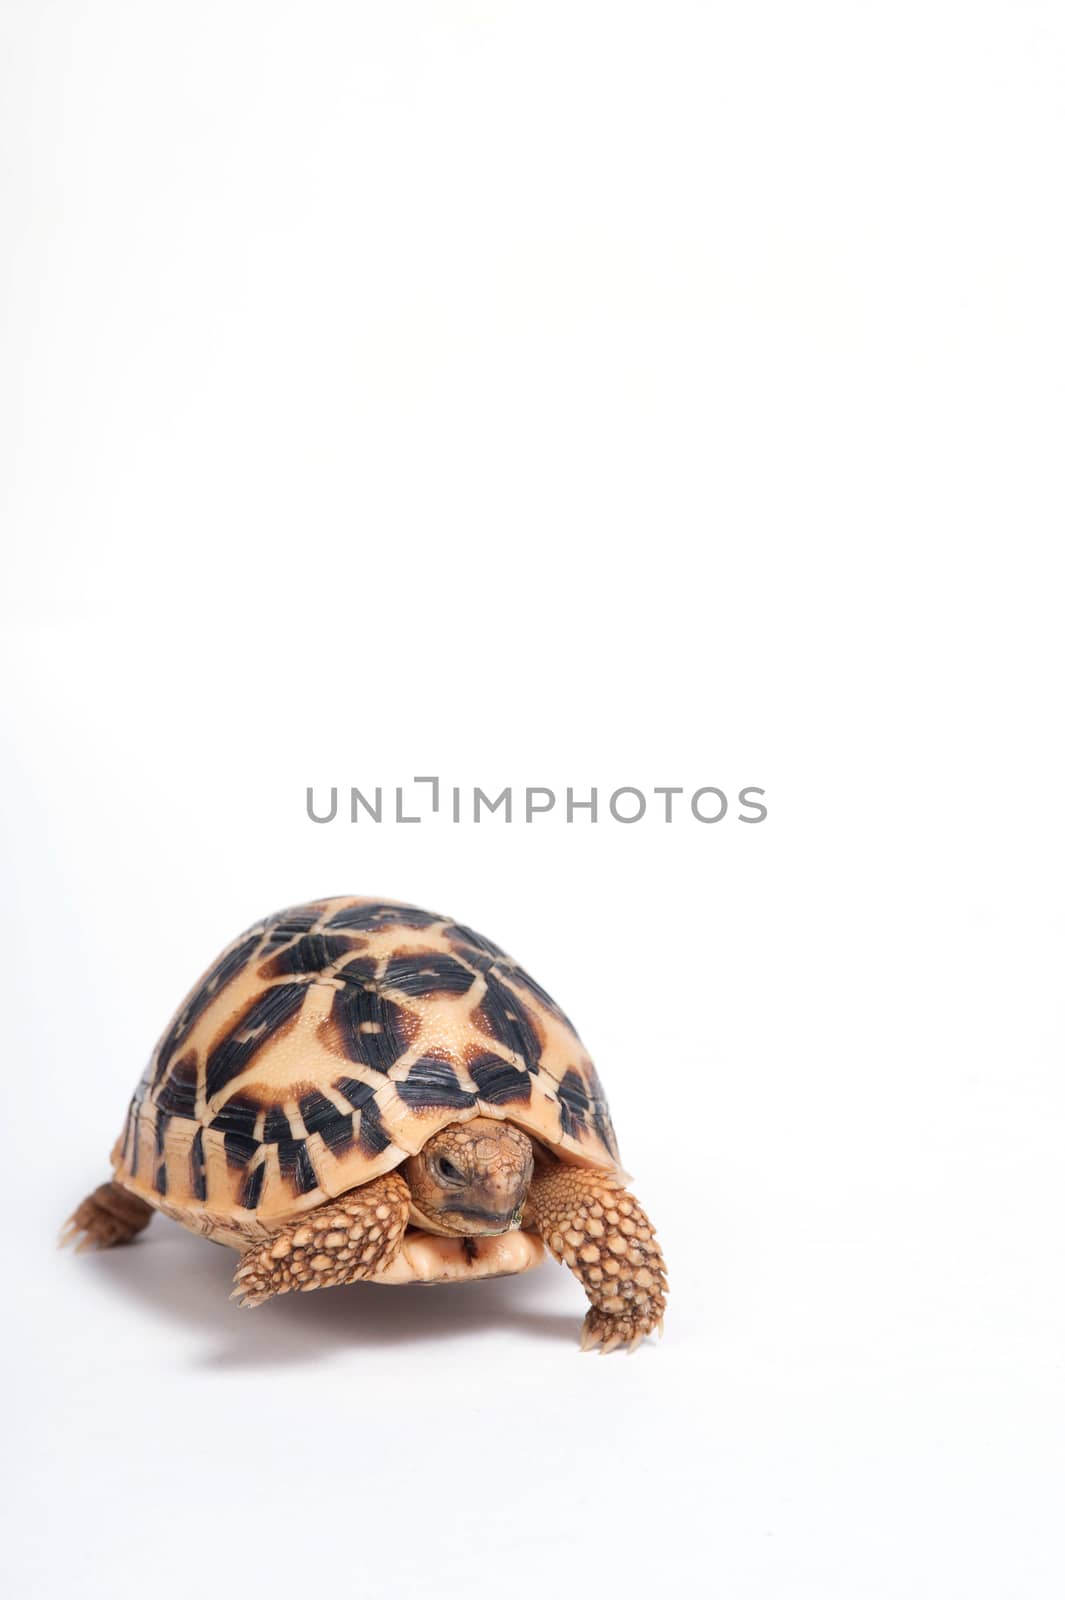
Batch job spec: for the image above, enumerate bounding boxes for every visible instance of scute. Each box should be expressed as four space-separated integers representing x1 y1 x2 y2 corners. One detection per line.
112 896 621 1230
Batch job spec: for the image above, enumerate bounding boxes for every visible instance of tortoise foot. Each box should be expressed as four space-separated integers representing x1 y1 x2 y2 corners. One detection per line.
231 1172 410 1308
60 1181 154 1251
524 1165 668 1353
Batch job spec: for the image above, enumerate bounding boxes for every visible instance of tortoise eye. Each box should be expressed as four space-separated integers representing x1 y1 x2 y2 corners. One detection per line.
436 1156 464 1185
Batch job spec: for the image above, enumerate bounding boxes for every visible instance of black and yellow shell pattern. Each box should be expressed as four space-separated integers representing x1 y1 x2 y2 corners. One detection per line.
112 897 620 1228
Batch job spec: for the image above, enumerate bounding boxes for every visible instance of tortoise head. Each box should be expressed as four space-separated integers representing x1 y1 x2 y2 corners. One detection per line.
405 1117 534 1237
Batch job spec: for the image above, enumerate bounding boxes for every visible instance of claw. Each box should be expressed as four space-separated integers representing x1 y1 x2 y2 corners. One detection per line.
58 1218 102 1253
230 1279 267 1305
580 1319 605 1352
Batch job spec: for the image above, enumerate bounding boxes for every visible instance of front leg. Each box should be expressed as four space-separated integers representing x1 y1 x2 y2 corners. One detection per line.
232 1171 410 1308
525 1165 668 1352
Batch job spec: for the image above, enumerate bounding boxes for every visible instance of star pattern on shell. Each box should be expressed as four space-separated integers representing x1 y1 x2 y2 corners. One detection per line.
115 897 620 1226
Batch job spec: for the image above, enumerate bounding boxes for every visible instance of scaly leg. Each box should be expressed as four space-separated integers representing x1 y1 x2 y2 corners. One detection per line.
232 1171 411 1308
60 1181 154 1250
525 1165 668 1352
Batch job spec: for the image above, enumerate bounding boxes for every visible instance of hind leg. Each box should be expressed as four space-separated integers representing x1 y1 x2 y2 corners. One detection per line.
61 1181 154 1250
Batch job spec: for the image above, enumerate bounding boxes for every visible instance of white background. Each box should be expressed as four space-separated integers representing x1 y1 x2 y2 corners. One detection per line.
2 4 1063 1596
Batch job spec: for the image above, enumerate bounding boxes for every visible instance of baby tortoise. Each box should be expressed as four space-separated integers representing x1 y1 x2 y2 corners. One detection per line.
64 897 667 1352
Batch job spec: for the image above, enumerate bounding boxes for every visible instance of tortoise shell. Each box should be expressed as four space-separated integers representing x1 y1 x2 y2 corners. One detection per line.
112 896 620 1239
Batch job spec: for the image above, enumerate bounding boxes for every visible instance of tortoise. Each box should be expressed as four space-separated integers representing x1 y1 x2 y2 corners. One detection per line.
64 895 668 1351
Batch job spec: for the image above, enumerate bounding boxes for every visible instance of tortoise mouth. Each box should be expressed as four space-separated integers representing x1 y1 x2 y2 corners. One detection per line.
444 1205 523 1235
